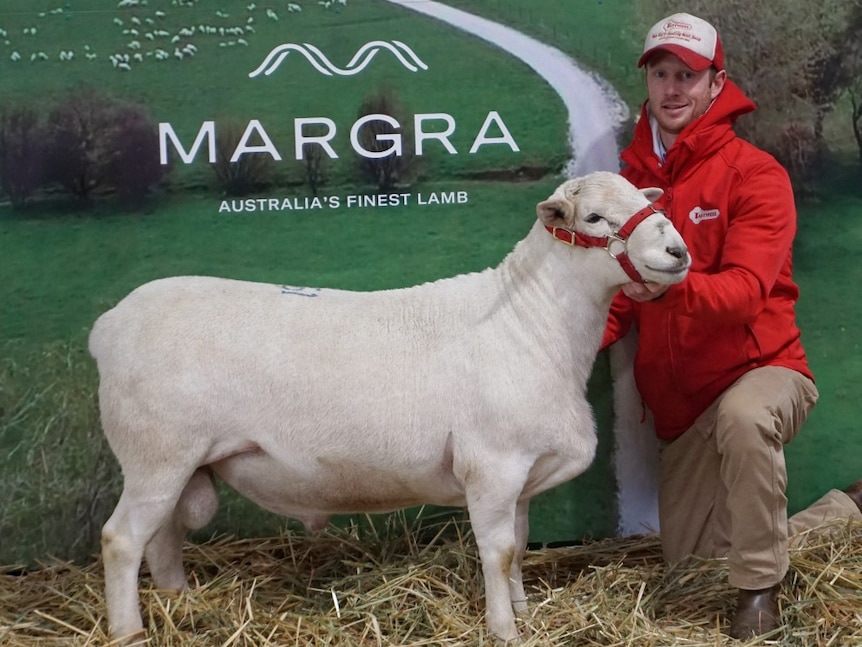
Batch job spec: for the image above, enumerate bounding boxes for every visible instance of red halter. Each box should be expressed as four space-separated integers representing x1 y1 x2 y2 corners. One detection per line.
544 203 660 283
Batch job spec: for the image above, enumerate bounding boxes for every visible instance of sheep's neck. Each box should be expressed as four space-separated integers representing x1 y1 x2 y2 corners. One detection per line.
492 224 619 383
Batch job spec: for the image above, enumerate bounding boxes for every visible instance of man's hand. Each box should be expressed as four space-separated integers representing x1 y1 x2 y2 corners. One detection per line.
621 281 670 302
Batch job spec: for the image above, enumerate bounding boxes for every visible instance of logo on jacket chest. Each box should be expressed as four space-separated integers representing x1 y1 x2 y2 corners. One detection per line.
689 206 720 224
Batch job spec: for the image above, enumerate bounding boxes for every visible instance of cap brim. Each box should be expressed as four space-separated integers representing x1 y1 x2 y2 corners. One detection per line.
638 44 713 72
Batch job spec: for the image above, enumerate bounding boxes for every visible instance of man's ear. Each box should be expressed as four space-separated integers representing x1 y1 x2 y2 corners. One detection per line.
641 187 663 203
711 68 726 100
536 198 573 228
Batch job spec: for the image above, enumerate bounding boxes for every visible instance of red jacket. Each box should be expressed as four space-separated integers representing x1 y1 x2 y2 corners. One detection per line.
602 79 813 440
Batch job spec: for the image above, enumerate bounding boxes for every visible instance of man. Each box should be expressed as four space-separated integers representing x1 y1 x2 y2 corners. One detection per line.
602 12 862 639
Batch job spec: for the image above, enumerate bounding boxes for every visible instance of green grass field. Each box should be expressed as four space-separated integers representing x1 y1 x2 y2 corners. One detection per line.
440 0 647 107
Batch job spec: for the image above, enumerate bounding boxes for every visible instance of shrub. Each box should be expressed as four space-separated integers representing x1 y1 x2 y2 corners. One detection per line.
211 121 276 196
355 86 416 192
43 87 117 200
43 86 167 204
777 122 821 191
0 105 46 208
301 124 331 196
104 105 169 206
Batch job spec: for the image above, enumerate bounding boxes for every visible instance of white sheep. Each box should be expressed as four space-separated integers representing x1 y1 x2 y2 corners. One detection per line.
90 172 689 644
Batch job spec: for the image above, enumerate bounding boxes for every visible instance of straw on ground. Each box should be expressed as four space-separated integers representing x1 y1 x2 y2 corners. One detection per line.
1 517 860 646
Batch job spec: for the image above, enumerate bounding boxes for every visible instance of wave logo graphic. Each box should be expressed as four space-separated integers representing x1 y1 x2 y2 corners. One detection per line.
249 40 428 78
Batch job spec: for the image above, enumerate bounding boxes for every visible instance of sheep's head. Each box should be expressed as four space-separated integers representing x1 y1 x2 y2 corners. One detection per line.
536 171 690 285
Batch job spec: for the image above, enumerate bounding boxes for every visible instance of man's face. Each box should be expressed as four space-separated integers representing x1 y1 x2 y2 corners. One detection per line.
645 52 725 143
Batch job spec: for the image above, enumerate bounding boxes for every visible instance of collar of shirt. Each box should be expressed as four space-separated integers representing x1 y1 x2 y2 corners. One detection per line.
649 114 667 164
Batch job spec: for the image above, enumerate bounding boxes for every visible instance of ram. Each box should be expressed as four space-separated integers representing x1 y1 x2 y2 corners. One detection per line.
89 171 689 644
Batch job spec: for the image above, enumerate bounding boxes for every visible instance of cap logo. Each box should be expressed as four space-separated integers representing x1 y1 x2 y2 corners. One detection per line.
654 21 703 45
664 19 693 31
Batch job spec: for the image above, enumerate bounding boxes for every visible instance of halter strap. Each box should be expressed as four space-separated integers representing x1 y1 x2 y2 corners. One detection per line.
544 204 660 283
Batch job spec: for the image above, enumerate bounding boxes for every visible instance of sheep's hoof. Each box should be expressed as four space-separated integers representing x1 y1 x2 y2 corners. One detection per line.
490 625 522 645
108 628 148 647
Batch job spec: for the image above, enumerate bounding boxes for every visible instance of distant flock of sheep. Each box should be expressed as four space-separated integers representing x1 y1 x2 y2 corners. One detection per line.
0 0 337 70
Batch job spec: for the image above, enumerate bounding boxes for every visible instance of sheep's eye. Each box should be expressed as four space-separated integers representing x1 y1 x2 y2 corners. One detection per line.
585 213 603 224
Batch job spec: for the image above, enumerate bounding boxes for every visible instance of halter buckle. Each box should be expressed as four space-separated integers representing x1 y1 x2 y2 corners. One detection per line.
551 226 576 246
604 232 627 259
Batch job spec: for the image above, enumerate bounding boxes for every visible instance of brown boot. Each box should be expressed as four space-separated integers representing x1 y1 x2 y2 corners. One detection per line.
728 584 780 639
844 479 862 515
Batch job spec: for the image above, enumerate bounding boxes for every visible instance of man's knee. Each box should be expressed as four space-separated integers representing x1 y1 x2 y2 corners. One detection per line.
715 399 781 455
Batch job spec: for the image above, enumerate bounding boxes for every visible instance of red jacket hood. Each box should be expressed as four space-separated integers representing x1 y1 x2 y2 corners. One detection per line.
622 79 756 182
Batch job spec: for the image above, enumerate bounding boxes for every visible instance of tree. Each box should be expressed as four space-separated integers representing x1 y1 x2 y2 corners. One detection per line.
0 105 45 208
211 121 276 196
43 86 166 203
853 91 862 168
43 86 118 200
839 3 862 170
301 123 330 196
104 105 168 206
355 86 415 192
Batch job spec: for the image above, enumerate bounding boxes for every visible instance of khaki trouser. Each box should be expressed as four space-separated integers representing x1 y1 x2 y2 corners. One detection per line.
658 366 862 590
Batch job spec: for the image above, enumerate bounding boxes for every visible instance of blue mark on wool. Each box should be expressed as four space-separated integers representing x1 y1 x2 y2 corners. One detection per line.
281 285 321 298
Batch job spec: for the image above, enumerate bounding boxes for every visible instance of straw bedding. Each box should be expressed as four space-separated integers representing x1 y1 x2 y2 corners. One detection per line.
1 515 860 646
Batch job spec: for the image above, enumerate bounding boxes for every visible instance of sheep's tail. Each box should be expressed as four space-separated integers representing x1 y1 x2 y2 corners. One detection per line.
88 309 113 364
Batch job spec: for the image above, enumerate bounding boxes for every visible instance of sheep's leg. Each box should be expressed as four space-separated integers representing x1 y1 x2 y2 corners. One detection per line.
102 487 180 643
509 499 530 617
466 475 523 643
145 468 219 590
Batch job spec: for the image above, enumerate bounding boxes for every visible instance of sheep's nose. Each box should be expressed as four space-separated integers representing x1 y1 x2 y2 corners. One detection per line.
667 245 688 259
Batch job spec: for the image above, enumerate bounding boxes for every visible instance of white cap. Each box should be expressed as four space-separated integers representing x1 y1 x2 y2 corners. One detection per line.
638 13 724 72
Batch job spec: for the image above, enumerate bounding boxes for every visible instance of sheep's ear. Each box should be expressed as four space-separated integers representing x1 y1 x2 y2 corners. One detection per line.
641 187 663 203
536 198 573 228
